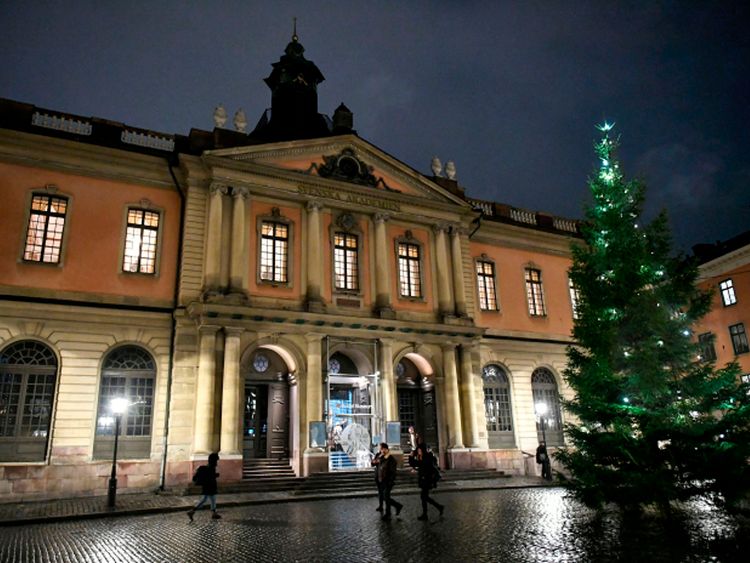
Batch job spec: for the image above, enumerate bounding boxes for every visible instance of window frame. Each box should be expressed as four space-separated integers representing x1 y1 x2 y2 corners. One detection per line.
482 364 515 448
719 279 737 307
475 255 499 312
729 323 749 355
19 187 72 267
256 209 293 287
524 267 547 317
119 203 164 276
532 367 564 446
395 232 424 300
568 278 581 320
330 213 362 295
697 332 717 362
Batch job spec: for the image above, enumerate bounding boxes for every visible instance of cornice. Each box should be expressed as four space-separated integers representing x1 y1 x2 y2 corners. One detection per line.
698 244 750 281
471 221 575 256
0 128 175 190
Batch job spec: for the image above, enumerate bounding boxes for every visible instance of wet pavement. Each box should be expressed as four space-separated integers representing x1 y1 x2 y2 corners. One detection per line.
0 488 748 562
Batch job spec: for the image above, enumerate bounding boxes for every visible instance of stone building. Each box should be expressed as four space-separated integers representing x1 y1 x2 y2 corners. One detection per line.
0 34 581 500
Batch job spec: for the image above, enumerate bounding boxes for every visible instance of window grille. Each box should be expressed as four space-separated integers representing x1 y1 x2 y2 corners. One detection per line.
476 260 498 310
398 242 422 298
334 232 359 290
123 208 160 274
23 195 68 263
260 221 289 283
525 268 546 316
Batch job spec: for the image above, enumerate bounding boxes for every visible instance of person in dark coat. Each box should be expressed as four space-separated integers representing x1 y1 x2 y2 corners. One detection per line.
536 442 552 480
188 452 221 521
371 446 385 512
377 442 403 521
410 437 444 521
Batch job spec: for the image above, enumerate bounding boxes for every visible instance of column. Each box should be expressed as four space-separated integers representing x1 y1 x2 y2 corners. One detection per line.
459 342 479 448
203 183 228 293
306 200 324 311
451 226 468 318
433 223 454 317
442 343 464 448
229 187 250 296
373 213 394 317
219 328 243 455
194 325 220 454
304 333 324 449
379 338 396 421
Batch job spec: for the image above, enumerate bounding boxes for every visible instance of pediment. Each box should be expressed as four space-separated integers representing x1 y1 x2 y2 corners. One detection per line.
203 135 467 206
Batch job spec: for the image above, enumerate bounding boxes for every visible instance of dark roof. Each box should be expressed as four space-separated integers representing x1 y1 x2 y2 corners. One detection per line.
693 230 750 264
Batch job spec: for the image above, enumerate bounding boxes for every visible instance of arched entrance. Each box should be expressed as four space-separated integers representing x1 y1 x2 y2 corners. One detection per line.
243 348 290 459
396 356 438 452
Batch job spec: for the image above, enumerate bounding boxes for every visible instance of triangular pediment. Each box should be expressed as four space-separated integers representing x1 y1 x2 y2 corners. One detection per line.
203 135 468 206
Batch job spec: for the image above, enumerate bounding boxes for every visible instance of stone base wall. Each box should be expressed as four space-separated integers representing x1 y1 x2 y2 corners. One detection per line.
0 460 162 503
447 449 528 476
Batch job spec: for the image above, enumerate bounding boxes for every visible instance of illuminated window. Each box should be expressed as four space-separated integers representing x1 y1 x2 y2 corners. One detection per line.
720 279 737 306
532 368 563 446
482 365 515 448
476 259 498 311
729 323 749 355
525 268 546 316
698 332 716 362
334 232 359 291
23 194 68 264
260 221 289 283
123 208 160 274
398 242 422 298
569 279 581 320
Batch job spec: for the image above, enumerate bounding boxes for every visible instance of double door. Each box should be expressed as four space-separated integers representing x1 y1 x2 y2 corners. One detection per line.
243 382 288 459
397 387 438 452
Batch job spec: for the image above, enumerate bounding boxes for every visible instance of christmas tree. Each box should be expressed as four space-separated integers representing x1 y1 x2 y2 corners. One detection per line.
557 123 750 511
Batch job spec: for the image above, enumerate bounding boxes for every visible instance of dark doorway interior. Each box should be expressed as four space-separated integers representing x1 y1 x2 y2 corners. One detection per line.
243 384 268 459
396 358 439 452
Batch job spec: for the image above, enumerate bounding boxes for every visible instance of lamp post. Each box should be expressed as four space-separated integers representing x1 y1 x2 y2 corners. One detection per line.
107 397 129 508
535 401 552 480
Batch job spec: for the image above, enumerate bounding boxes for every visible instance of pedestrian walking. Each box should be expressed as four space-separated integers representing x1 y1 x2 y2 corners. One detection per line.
410 437 444 521
377 442 403 521
536 442 552 480
188 452 222 521
371 445 385 512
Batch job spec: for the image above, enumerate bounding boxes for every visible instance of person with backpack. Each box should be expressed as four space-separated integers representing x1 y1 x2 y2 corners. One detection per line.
377 442 403 521
536 441 552 480
188 452 221 521
410 436 444 521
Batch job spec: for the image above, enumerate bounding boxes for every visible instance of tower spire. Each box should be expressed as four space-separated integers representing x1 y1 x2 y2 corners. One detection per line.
292 16 298 42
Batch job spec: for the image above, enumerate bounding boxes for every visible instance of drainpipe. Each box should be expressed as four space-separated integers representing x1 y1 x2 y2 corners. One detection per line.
159 155 186 491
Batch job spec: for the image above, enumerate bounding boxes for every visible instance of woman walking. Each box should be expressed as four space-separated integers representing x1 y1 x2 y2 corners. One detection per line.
410 436 444 521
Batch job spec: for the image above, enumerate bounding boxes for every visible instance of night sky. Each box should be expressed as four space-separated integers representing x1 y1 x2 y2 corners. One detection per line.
2 2 748 252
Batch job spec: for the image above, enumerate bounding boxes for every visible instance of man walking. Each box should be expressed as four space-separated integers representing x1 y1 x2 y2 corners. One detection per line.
188 452 222 521
377 442 403 521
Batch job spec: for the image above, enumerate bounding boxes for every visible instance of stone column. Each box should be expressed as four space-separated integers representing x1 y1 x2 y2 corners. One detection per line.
305 333 324 446
459 342 480 448
194 325 220 454
433 223 454 318
219 328 243 455
229 187 250 297
373 213 394 318
203 183 228 294
305 201 325 312
442 343 464 448
379 338 396 421
451 226 468 318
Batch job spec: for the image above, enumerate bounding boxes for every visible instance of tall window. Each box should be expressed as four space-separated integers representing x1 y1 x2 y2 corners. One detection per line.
260 221 289 283
334 232 359 291
398 242 422 298
525 268 546 316
476 259 498 311
23 194 68 263
94 346 155 459
123 208 160 274
532 368 563 446
720 279 737 306
698 332 717 362
729 323 749 355
0 341 57 462
483 365 515 448
569 278 581 320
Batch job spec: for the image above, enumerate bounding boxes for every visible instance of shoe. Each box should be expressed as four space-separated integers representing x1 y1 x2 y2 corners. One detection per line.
417 514 428 521
376 507 383 512
212 512 222 520
187 510 194 522
382 514 392 521
395 504 402 516
438 505 445 516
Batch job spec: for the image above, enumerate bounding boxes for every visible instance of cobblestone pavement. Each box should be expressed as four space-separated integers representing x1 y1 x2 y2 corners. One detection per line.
1 488 749 563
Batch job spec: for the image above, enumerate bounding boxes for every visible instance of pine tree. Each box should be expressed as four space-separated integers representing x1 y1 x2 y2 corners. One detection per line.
557 123 750 511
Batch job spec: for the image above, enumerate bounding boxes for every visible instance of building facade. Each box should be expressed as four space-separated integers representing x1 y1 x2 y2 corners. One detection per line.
0 35 581 501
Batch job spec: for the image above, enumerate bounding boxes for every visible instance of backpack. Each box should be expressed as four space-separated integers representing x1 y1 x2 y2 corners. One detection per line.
192 465 207 486
428 451 442 488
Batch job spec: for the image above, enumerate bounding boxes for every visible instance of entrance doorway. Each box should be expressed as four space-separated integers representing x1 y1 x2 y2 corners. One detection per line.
243 349 289 459
396 357 439 452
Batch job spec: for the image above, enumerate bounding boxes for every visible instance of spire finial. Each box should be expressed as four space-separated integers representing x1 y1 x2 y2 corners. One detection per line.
292 16 298 42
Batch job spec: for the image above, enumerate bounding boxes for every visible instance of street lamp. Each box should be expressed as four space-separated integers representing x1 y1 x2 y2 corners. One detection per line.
107 397 129 508
535 401 548 446
535 401 552 480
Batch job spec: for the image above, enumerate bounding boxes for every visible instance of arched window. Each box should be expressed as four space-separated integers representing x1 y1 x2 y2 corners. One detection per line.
0 341 57 461
94 346 155 460
531 368 563 446
482 364 515 448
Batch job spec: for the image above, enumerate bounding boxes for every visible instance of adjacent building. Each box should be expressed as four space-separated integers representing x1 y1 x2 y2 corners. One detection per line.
0 34 581 500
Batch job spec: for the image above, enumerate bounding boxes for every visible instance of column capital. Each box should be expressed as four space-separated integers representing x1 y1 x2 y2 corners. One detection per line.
441 342 458 353
304 333 325 344
432 222 451 234
306 199 324 212
209 182 229 196
451 224 469 237
199 324 221 336
374 212 391 224
232 186 250 200
224 326 244 337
